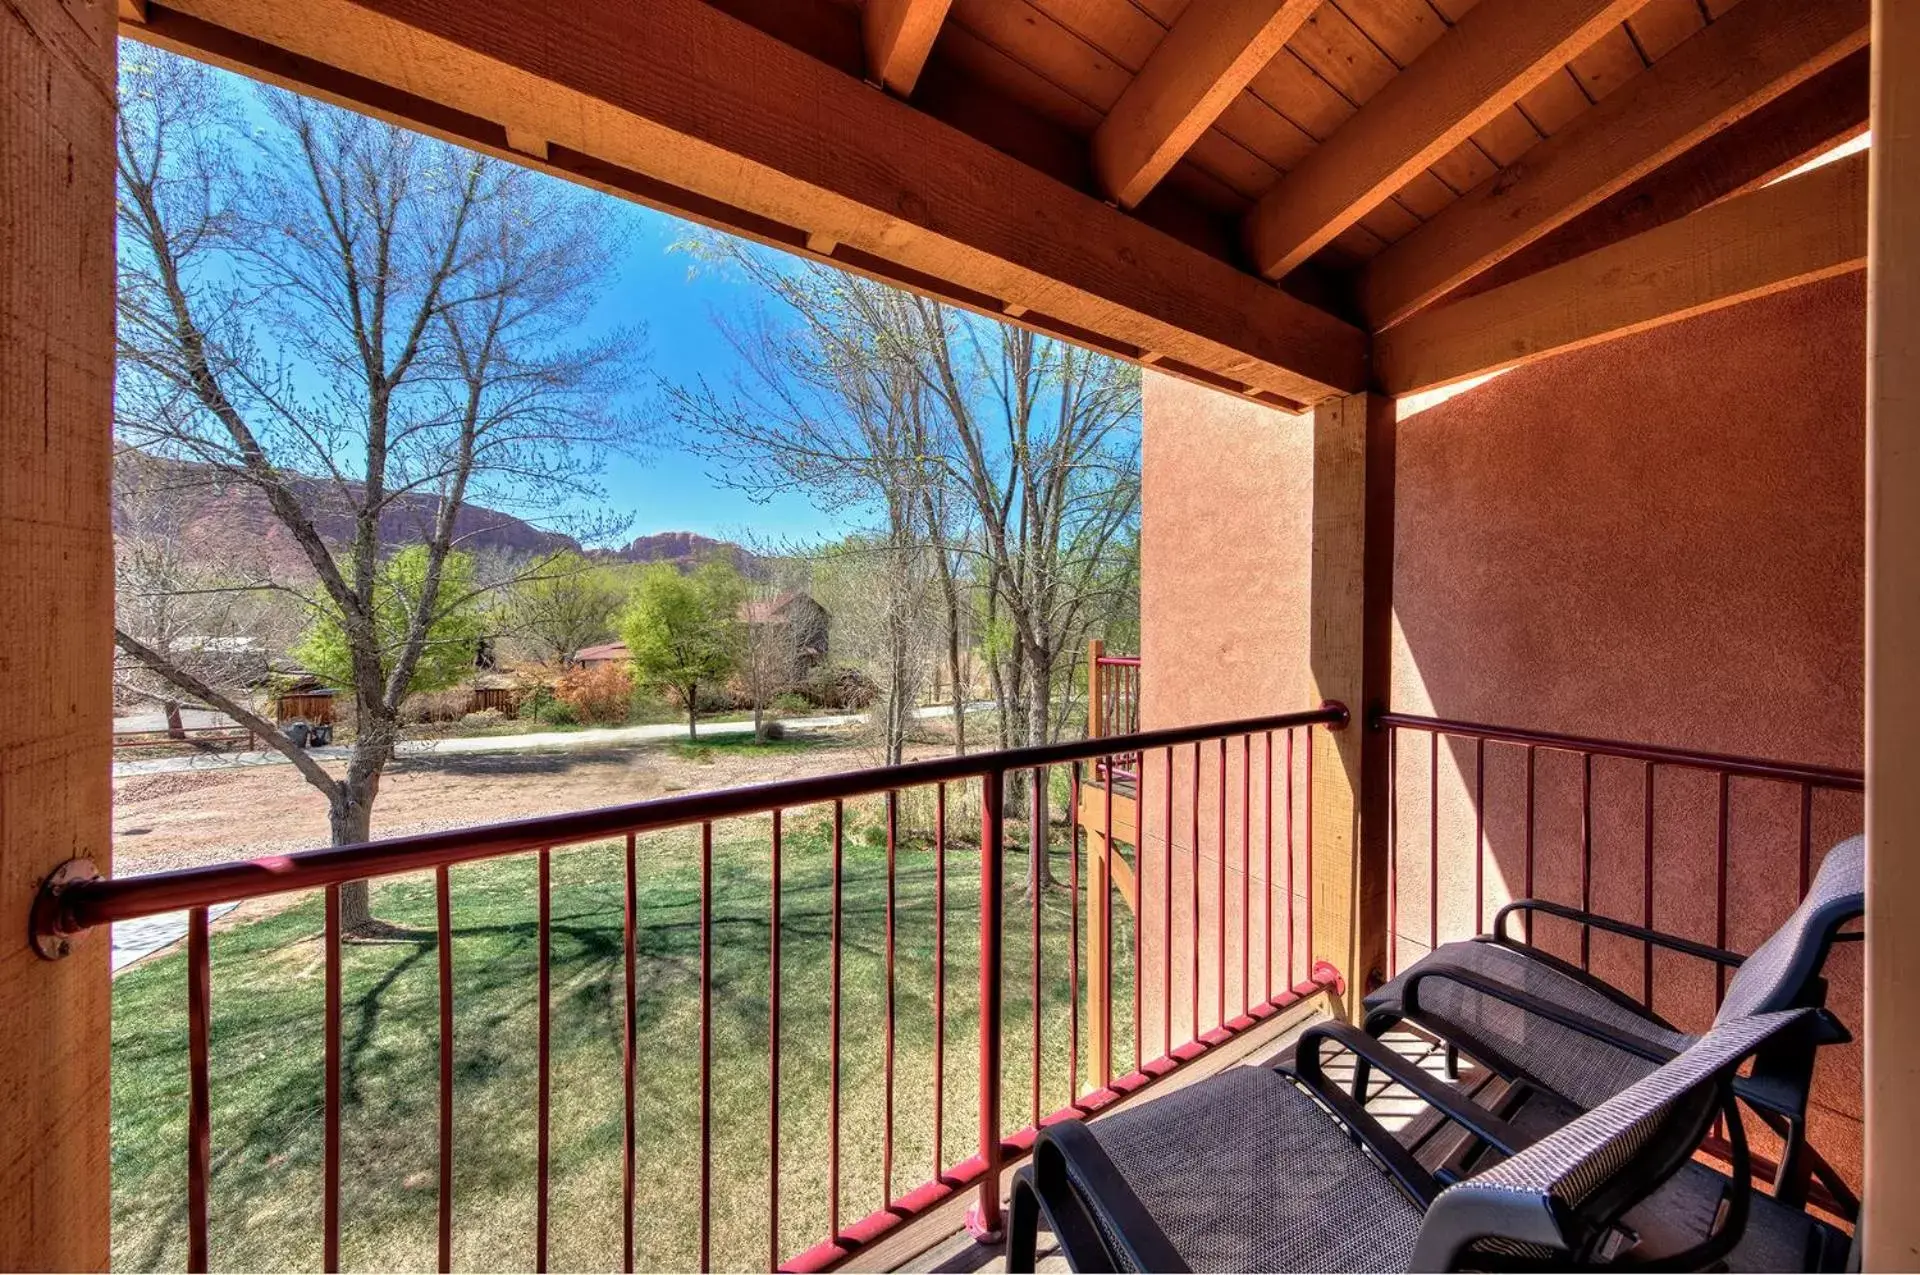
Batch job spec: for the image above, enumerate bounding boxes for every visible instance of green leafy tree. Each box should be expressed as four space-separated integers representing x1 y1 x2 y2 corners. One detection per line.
503 551 630 665
619 559 746 738
294 546 487 696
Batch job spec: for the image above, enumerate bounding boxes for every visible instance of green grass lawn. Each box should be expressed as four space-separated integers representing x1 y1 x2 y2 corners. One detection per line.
112 799 1135 1272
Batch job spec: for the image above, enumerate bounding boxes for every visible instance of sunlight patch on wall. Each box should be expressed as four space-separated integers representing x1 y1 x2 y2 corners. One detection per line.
1395 370 1508 421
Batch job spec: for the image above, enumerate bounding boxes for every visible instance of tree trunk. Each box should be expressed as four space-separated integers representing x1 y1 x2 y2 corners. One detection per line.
164 700 186 741
753 700 766 744
1024 646 1057 896
687 684 699 740
331 793 376 931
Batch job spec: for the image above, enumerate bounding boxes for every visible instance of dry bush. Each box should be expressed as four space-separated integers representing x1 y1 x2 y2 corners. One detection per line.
555 662 633 724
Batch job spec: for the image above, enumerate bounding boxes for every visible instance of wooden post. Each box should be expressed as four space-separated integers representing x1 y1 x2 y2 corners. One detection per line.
1087 638 1107 739
1308 393 1395 1013
1866 0 1920 1262
0 0 117 1266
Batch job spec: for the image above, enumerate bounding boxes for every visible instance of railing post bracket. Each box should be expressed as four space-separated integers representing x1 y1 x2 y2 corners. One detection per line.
30 858 98 961
1320 700 1352 731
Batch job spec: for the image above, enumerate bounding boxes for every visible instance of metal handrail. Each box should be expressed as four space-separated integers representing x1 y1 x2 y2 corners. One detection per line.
1373 710 1861 790
38 701 1348 942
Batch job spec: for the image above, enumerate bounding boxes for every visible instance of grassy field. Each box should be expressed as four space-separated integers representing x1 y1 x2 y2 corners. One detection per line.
111 797 1134 1272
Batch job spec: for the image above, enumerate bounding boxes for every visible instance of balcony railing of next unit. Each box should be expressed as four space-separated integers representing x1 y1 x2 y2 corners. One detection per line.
35 704 1348 1274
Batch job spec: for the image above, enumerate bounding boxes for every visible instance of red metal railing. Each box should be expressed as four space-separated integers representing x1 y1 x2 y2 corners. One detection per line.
1089 647 1141 783
40 703 1346 1273
1374 712 1863 1003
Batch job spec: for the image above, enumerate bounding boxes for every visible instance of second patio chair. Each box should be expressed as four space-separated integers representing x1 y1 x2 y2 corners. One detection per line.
1006 1007 1834 1272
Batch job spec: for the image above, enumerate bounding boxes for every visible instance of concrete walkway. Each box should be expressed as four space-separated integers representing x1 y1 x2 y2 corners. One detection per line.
113 702 988 778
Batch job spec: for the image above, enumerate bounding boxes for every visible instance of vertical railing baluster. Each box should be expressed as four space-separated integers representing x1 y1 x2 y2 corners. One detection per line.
769 811 783 1271
1241 734 1251 1018
1133 751 1143 1072
1190 742 1200 1044
1102 755 1114 1085
622 833 638 1274
1216 736 1226 1032
1285 729 1296 990
1798 782 1814 900
1642 765 1655 1009
1030 767 1042 1121
1579 754 1593 971
1474 738 1486 936
1067 765 1080 1099
830 800 843 1237
436 866 454 1275
1304 729 1315 973
1263 732 1273 1006
976 770 1005 1239
1161 748 1173 1059
1429 730 1439 957
933 785 946 1174
1715 773 1730 1005
1523 746 1536 945
536 848 551 1274
885 791 897 1206
1388 726 1398 977
187 905 211 1275
699 822 713 1274
324 886 341 1274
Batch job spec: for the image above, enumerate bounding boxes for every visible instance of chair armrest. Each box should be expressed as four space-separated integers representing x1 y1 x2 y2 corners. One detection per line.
1492 899 1745 969
1027 1122 1190 1273
1293 1022 1528 1159
1402 966 1681 1067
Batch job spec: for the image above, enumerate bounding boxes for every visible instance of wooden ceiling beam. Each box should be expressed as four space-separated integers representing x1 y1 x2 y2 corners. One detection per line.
1242 0 1642 281
1091 0 1319 209
134 0 1366 403
864 0 952 98
1375 150 1867 396
1455 48 1868 303
1361 0 1869 331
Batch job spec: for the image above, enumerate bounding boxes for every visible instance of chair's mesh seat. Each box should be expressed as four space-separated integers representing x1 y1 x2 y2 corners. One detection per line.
1080 1066 1423 1272
1365 940 1695 1109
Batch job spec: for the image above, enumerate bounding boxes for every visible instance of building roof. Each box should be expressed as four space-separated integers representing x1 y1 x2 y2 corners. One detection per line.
574 641 630 663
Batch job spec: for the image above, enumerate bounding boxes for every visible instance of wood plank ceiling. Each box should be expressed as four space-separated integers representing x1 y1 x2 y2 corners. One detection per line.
122 0 1871 404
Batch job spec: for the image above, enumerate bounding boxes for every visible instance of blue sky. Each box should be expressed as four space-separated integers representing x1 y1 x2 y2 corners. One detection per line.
568 207 844 549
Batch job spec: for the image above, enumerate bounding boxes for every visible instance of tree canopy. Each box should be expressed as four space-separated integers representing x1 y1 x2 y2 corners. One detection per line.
294 546 487 695
618 559 746 737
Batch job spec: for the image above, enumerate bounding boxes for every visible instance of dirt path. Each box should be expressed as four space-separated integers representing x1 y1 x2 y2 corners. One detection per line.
112 730 937 876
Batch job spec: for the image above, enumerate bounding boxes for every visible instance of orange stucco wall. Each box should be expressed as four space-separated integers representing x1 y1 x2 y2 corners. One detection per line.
1139 271 1867 1189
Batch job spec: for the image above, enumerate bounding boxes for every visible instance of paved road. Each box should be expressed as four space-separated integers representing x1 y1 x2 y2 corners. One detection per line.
112 703 988 778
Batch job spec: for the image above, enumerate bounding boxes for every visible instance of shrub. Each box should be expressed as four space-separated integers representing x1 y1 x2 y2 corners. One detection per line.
555 662 633 724
770 691 811 714
399 688 471 725
517 684 556 721
537 698 580 727
460 709 505 728
799 665 878 711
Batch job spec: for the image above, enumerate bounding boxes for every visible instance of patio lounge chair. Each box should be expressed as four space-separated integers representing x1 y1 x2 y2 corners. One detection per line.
1007 1007 1832 1272
1006 1008 1836 1273
1359 835 1863 1211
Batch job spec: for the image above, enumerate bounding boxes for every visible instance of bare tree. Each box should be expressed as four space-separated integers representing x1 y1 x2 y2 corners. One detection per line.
113 453 302 736
664 244 948 764
113 47 639 927
738 576 807 742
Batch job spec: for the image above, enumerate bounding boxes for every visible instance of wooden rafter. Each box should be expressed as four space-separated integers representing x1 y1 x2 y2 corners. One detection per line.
1361 0 1869 330
1375 150 1868 396
1457 48 1868 302
1243 0 1643 281
1091 0 1319 209
129 0 1367 405
863 0 952 98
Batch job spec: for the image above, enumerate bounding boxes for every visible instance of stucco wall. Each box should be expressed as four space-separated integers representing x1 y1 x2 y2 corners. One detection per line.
1138 271 1866 1189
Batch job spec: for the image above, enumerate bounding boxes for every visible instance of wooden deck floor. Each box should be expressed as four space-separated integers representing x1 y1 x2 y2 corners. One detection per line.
892 1024 1485 1274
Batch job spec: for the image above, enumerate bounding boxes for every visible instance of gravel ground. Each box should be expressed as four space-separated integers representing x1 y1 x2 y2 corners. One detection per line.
110 729 939 876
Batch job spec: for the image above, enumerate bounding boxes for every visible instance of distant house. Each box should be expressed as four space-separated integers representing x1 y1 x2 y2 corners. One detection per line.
742 590 830 672
570 592 830 671
573 641 630 669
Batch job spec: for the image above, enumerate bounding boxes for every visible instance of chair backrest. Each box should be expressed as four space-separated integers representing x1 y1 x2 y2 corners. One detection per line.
1409 1009 1815 1271
1716 835 1864 1024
